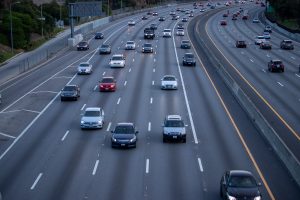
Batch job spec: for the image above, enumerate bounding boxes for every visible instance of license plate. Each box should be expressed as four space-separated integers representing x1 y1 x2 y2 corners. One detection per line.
121 144 125 146
173 136 177 139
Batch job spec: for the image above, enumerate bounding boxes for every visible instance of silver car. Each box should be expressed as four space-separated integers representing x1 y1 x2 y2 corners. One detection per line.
161 75 178 90
77 62 92 74
125 41 136 50
163 115 187 143
81 107 104 129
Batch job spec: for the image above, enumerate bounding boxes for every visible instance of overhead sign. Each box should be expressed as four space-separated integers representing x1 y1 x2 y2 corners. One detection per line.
69 1 102 17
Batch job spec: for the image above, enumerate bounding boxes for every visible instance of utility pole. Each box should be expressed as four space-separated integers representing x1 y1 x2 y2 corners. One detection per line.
9 1 20 54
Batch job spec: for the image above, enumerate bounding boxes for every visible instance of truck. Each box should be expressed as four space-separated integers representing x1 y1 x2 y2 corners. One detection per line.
144 28 155 39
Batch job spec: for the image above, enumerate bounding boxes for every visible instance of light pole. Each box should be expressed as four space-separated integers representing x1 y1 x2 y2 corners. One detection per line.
9 1 20 54
107 0 109 16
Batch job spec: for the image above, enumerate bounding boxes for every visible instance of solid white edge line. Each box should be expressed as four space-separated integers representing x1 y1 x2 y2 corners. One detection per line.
106 122 112 132
30 173 43 190
92 160 100 175
61 130 70 141
148 122 151 132
146 159 150 174
197 158 204 172
172 22 199 144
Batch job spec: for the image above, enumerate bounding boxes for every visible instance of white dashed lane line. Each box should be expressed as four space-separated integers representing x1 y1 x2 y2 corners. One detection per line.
93 85 98 91
197 158 204 172
106 122 112 132
124 81 127 86
250 59 254 63
92 160 100 175
291 56 295 60
148 122 151 132
61 130 69 141
150 97 153 104
152 81 155 85
81 104 86 111
129 68 132 72
146 159 150 174
153 68 156 72
133 58 135 62
30 173 43 190
102 72 106 76
277 82 284 87
117 98 121 105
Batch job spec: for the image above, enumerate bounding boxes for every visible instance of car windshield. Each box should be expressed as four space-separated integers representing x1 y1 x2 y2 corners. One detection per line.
78 42 87 46
63 86 75 91
284 40 292 44
144 44 152 47
84 111 100 117
273 61 282 64
257 36 264 39
165 120 184 127
185 54 194 58
96 33 102 35
101 44 109 48
80 63 89 67
112 56 123 61
114 125 134 134
228 175 257 188
182 41 189 44
127 41 134 45
101 78 114 83
164 30 171 32
163 76 175 81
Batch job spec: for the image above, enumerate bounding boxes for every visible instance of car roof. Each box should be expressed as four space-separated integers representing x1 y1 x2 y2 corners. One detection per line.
271 59 281 62
166 115 182 120
228 170 253 176
185 53 194 55
112 54 124 57
164 29 171 31
80 62 90 65
85 107 101 111
116 122 134 126
102 76 114 80
283 39 292 42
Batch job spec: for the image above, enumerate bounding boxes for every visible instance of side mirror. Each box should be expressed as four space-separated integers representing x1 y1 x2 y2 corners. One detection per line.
185 124 188 127
111 131 114 133
135 131 139 134
257 182 262 187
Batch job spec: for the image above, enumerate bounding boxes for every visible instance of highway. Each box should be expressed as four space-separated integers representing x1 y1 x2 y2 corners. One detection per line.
0 1 299 200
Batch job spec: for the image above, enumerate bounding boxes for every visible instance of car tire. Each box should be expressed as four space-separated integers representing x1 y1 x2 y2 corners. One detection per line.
282 68 284 72
163 137 167 143
182 138 186 143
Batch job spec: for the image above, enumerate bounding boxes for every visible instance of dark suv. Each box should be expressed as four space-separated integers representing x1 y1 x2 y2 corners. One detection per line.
77 41 89 51
60 85 80 101
181 40 191 49
142 43 153 53
268 59 284 72
280 40 294 50
111 123 138 148
220 170 261 200
182 53 196 66
236 40 247 48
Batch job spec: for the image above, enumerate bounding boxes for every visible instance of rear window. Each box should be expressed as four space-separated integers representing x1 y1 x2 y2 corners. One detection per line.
185 54 194 58
112 56 123 61
163 76 176 81
164 30 171 32
284 40 292 44
273 61 282 64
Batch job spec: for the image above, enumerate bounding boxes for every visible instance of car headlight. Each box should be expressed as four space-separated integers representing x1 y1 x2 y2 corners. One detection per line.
98 120 103 124
81 120 85 124
112 137 117 142
254 196 261 200
227 194 236 200
130 136 136 143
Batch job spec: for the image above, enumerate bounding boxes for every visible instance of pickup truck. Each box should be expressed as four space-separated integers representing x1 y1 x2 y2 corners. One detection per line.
144 28 155 39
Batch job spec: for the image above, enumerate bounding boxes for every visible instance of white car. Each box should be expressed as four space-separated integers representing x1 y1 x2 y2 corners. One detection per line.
128 19 136 26
125 41 136 50
176 28 185 36
77 62 92 74
252 18 260 23
255 36 266 45
200 8 205 12
80 107 104 129
163 29 172 37
109 54 126 68
161 75 178 90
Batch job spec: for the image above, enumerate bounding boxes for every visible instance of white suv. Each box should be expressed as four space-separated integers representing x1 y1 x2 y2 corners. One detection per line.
109 54 126 68
163 29 172 37
163 115 186 143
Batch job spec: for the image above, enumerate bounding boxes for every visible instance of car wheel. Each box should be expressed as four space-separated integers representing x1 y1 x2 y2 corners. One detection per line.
182 138 186 143
163 137 167 143
61 98 64 101
220 186 223 198
282 68 284 72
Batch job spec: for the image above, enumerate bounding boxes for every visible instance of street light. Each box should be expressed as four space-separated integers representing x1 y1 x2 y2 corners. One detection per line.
9 1 20 54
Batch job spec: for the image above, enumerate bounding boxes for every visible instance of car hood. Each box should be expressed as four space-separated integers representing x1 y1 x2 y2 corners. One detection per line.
227 187 260 198
81 116 103 122
112 133 135 140
163 127 185 134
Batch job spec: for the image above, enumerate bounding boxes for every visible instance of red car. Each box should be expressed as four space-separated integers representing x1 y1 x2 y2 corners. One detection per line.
220 20 227 25
99 77 116 92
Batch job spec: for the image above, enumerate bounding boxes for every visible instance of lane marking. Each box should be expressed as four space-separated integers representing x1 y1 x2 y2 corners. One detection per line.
30 173 43 190
172 23 199 144
94 85 98 91
124 81 127 86
266 54 270 58
154 58 156 62
0 132 16 139
92 160 100 175
291 56 295 60
250 59 254 63
277 82 284 87
150 97 153 104
146 159 150 174
129 68 132 72
133 58 135 62
102 72 106 76
117 98 121 105
148 122 151 132
152 81 155 85
61 130 69 141
81 104 86 111
261 69 266 73
153 68 156 73
106 122 111 132
22 109 40 114
197 158 204 172
295 74 300 78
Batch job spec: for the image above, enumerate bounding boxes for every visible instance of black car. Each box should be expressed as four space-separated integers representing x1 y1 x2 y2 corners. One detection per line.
99 44 111 54
177 23 184 29
142 43 153 53
182 17 188 22
280 40 294 50
94 32 104 39
220 170 261 200
150 23 158 30
111 123 138 148
260 41 272 50
142 15 148 20
180 40 191 49
182 53 196 66
159 16 166 21
236 40 247 48
77 41 89 51
60 85 80 101
268 59 284 72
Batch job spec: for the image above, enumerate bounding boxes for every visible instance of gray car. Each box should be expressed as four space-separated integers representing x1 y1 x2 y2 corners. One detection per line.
99 44 111 54
81 107 104 129
163 115 187 143
60 85 80 101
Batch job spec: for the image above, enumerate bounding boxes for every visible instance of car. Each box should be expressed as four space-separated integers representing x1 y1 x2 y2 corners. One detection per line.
220 20 227 25
223 13 228 17
189 13 194 17
125 41 136 50
177 23 184 29
200 8 205 12
128 19 136 26
99 44 111 54
94 32 104 39
77 41 89 51
150 23 158 30
210 5 216 9
142 15 148 20
181 40 191 49
60 85 80 101
232 15 237 20
152 11 158 16
242 15 248 20
142 43 153 53
80 107 104 129
163 115 186 143
255 36 266 45
268 59 284 72
176 28 185 36
236 40 247 48
260 41 272 49
182 53 196 66
111 123 138 148
159 16 166 21
99 76 116 92
109 54 126 68
163 29 172 37
263 31 271 39
252 18 260 23
161 75 178 90
182 17 188 22
77 62 92 74
280 40 294 50
172 15 179 20
169 11 176 15
220 170 262 200
147 11 152 15
264 25 272 33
